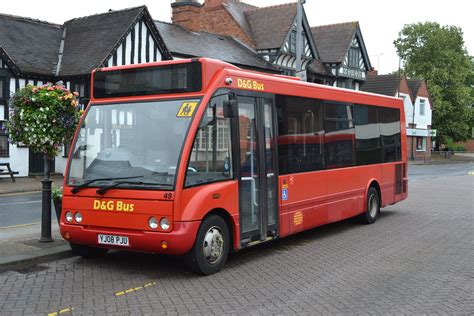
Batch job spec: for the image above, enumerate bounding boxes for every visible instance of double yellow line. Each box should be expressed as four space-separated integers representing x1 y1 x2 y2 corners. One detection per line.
115 281 156 296
47 281 156 315
47 307 73 316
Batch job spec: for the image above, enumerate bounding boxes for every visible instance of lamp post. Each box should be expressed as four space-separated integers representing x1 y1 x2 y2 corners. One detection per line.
39 155 53 242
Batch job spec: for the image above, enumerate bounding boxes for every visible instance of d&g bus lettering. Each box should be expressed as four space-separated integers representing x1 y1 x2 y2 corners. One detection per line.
93 200 134 212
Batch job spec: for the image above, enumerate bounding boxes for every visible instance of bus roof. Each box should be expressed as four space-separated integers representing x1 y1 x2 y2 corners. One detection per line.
90 57 403 106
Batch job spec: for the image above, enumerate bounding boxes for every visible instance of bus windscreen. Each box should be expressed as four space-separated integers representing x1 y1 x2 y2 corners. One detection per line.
93 62 202 98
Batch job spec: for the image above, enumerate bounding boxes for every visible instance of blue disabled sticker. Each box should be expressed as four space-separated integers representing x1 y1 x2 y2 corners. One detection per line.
282 188 288 201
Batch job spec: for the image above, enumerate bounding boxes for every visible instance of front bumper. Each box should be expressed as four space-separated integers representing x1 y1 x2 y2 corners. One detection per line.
60 221 201 255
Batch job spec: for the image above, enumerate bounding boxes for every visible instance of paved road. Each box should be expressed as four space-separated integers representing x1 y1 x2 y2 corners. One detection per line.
0 164 473 315
0 192 42 228
408 161 473 181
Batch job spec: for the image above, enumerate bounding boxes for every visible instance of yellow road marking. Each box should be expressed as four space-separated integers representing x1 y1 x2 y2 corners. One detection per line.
115 282 156 296
48 307 73 316
0 190 41 197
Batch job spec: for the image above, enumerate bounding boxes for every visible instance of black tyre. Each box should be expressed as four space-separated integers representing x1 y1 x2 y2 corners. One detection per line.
358 186 380 224
70 243 108 258
185 215 230 275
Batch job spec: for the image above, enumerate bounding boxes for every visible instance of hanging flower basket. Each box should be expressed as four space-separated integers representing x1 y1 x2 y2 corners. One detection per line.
7 83 82 158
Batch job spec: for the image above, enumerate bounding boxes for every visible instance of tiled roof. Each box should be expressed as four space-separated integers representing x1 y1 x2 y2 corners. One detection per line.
155 21 277 72
407 79 423 99
307 60 333 77
0 13 63 76
311 22 358 63
59 6 146 76
361 74 401 96
246 3 297 50
0 7 170 78
223 1 257 43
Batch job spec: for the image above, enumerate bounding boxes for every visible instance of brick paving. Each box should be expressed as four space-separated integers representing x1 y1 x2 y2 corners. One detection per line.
0 173 473 315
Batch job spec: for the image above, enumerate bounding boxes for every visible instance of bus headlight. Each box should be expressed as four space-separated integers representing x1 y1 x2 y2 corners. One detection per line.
160 217 170 231
65 211 73 223
74 212 83 223
148 217 158 229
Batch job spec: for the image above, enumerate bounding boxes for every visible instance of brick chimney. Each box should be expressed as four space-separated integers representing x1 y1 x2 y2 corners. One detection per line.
368 67 378 76
171 0 202 32
204 0 230 8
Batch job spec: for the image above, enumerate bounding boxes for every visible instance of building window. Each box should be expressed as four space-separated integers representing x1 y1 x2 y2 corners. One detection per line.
348 47 360 68
288 29 305 54
416 137 426 151
289 30 297 53
419 99 426 116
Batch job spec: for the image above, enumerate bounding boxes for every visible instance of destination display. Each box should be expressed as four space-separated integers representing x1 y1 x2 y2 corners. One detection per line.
93 62 202 98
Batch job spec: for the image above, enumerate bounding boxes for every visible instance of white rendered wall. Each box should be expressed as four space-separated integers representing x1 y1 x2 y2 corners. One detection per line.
413 97 432 129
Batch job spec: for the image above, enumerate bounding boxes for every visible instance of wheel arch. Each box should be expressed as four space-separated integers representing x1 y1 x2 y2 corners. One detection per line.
367 179 382 206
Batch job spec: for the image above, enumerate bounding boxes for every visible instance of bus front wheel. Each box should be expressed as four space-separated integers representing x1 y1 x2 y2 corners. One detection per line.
70 243 108 258
359 187 380 224
185 215 230 275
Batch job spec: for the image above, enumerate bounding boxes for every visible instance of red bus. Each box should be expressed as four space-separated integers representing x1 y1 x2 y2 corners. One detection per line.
61 58 408 275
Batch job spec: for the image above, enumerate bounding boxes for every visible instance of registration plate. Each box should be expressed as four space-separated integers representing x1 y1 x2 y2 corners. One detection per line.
98 234 129 247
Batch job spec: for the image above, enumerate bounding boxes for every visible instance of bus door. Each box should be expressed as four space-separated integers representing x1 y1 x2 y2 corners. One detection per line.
234 95 278 245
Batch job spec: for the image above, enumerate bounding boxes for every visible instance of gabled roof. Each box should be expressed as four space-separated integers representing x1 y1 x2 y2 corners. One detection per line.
155 21 277 72
223 1 257 43
407 79 422 99
0 13 62 76
311 21 371 68
246 3 298 50
60 6 170 76
361 74 401 96
0 6 171 78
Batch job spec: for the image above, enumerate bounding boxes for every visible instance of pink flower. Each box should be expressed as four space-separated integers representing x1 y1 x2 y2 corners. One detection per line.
73 92 79 96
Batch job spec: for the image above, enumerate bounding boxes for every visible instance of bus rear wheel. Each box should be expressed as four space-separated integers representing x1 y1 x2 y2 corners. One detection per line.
185 215 229 275
359 186 380 224
70 243 108 258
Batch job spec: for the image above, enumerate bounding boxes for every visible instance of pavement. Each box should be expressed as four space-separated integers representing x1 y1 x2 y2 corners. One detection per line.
0 175 73 273
0 174 64 195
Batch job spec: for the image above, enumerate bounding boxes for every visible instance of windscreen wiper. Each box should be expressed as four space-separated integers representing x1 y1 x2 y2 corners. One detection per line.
70 176 144 194
96 180 172 195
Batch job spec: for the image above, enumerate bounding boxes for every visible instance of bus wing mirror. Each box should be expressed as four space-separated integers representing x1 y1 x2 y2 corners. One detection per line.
223 99 237 118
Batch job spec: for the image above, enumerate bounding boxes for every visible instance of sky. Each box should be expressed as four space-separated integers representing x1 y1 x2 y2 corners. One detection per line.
1 0 472 74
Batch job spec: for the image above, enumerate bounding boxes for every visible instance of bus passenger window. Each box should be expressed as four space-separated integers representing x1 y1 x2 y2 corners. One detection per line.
324 102 355 168
185 93 233 187
276 95 324 174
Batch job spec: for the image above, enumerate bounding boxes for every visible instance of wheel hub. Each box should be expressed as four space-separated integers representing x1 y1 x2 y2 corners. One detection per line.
369 195 378 218
203 226 224 264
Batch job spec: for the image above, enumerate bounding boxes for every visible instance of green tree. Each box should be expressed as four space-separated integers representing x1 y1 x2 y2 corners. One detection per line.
394 22 473 142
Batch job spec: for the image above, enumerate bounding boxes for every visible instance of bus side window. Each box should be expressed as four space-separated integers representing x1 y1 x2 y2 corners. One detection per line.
185 93 233 187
